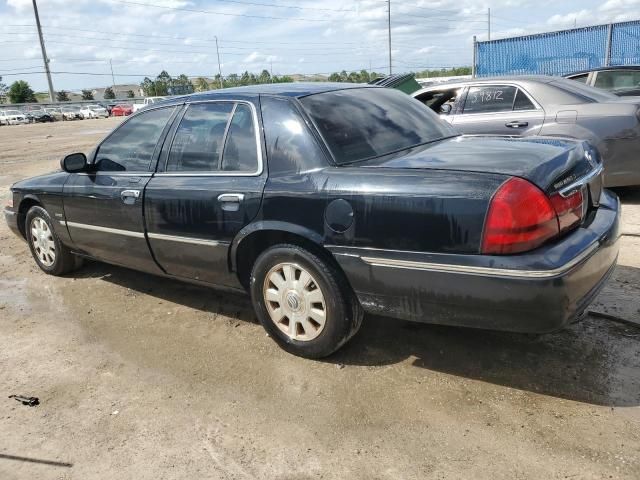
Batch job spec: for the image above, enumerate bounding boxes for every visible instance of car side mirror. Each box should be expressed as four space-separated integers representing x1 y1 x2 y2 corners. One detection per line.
439 104 452 115
61 152 88 173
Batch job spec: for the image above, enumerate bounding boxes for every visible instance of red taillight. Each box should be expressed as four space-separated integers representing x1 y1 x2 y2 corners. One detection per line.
550 189 584 233
482 177 560 254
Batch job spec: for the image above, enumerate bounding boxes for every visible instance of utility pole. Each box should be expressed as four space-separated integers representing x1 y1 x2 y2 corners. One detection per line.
109 59 116 98
215 36 223 89
488 7 491 41
32 0 55 102
387 0 392 75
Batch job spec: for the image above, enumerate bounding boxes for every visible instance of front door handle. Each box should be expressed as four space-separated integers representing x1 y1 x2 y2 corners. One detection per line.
121 189 140 205
505 121 529 128
218 193 244 212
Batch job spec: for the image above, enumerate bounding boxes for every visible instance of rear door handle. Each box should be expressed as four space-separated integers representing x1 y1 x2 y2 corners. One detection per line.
121 189 140 205
217 193 244 212
505 121 529 128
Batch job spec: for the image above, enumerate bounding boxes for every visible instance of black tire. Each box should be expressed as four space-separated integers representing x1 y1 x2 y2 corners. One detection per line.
250 244 363 359
25 206 82 276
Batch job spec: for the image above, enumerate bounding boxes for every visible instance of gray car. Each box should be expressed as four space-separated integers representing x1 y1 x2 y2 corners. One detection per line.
412 75 640 187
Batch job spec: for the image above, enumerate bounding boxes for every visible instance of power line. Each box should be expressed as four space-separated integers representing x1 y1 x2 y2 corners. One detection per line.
108 0 330 22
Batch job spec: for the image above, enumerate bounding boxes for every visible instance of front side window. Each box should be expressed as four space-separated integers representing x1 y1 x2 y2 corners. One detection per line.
594 70 640 90
415 88 462 115
166 102 259 173
299 87 456 165
463 86 517 114
95 106 175 172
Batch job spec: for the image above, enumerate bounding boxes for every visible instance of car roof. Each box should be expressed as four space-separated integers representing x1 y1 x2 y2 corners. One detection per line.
416 75 556 89
565 65 640 76
163 82 378 104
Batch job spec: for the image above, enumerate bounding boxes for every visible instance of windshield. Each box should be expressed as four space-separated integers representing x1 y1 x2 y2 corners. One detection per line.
299 87 456 164
551 78 619 103
6 110 22 115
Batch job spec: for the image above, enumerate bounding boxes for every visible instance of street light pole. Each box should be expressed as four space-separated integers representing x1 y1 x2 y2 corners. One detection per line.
109 59 117 98
215 36 223 89
387 0 392 75
31 0 55 102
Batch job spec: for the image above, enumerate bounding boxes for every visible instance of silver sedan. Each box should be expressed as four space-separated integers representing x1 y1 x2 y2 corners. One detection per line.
412 75 640 187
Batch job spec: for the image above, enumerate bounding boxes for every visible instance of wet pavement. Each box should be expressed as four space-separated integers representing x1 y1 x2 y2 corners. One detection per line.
0 119 639 479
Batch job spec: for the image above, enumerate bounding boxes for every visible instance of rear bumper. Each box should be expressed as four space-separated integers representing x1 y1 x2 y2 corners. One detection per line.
329 190 621 333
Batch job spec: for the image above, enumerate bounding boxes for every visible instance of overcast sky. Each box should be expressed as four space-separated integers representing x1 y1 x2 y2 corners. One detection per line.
0 0 638 92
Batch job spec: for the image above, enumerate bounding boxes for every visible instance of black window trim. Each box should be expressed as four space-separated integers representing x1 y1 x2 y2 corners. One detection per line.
87 103 181 176
156 99 264 177
460 83 541 116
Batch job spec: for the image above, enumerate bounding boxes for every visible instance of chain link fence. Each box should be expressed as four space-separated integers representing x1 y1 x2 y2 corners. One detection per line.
474 20 640 77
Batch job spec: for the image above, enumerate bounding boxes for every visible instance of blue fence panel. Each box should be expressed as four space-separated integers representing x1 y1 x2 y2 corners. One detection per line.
477 25 608 77
610 21 640 66
476 21 640 77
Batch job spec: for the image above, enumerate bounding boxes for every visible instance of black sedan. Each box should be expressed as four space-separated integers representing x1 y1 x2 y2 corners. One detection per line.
4 84 620 358
25 110 55 123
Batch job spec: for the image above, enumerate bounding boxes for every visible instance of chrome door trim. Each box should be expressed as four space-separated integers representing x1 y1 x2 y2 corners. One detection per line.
329 243 599 279
60 221 145 238
146 232 230 247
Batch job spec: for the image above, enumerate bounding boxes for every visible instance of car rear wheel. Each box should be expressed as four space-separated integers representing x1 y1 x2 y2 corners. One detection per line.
26 206 81 276
250 244 363 358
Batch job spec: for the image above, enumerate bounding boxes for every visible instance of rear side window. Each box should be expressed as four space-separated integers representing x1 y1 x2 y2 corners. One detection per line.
567 73 589 84
95 106 175 172
166 102 260 173
166 103 233 172
463 86 517 113
513 89 535 111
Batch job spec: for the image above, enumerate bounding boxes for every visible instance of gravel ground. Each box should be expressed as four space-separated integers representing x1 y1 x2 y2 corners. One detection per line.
0 118 639 479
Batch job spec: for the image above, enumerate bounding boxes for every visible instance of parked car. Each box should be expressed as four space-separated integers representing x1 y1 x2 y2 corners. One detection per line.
0 109 29 125
25 110 55 123
132 96 167 113
412 75 640 187
79 104 109 119
565 66 640 97
60 106 83 120
45 107 63 121
4 84 620 358
99 101 118 115
110 104 133 116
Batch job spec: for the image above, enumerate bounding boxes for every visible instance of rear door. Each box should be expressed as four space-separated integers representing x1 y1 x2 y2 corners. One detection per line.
454 84 545 136
62 105 177 272
144 99 266 287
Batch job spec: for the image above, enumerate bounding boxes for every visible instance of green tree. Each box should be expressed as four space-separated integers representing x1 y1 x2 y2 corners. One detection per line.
56 90 70 101
126 90 135 98
8 80 37 103
328 72 340 82
0 76 7 103
81 89 94 100
154 70 172 95
103 87 115 99
258 69 271 84
140 77 157 96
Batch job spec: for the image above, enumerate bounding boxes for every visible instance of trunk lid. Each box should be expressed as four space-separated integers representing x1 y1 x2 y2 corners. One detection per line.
357 135 602 201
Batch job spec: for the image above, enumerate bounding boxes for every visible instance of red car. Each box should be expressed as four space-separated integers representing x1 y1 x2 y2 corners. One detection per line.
110 104 133 116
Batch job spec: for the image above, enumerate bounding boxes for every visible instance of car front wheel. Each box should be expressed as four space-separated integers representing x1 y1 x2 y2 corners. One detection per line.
26 206 82 276
250 244 363 358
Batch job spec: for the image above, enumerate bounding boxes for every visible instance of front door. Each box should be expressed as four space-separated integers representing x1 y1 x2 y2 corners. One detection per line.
62 106 177 272
144 99 266 287
453 84 545 137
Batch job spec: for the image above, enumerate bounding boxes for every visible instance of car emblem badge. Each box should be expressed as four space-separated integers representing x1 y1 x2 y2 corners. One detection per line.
286 292 300 311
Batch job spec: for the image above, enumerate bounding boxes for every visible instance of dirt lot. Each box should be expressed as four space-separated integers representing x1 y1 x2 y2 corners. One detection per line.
1 118 639 479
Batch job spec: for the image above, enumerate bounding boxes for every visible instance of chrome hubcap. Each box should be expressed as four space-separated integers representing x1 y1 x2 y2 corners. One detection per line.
263 262 327 342
30 217 56 267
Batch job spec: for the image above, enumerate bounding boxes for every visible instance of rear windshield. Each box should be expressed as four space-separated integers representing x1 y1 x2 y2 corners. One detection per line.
299 87 456 164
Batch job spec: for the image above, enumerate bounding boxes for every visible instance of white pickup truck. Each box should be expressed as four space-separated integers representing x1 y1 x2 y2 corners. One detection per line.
131 96 168 113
